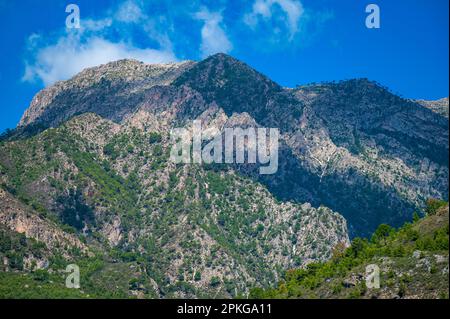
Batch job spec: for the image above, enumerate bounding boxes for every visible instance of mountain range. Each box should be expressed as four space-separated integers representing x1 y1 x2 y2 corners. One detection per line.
0 53 448 298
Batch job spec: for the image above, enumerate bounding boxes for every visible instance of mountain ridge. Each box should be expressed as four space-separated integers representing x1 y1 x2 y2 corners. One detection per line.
0 53 448 298
7 53 449 237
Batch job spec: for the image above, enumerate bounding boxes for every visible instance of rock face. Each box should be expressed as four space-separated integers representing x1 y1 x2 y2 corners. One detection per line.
19 59 195 128
0 188 89 256
0 53 448 298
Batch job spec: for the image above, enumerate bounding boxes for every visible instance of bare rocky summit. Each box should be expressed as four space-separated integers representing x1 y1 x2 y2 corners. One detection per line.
19 59 195 128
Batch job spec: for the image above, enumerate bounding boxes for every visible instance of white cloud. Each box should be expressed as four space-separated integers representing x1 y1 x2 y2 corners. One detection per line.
115 0 144 23
195 8 233 58
82 18 113 32
21 0 327 86
244 0 305 40
22 0 177 86
23 35 176 86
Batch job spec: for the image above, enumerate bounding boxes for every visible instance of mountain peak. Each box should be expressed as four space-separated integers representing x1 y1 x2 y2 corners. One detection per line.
172 53 286 124
204 52 240 62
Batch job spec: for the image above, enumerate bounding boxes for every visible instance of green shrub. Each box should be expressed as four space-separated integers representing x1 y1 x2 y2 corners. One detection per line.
210 276 221 287
425 198 448 216
149 133 162 144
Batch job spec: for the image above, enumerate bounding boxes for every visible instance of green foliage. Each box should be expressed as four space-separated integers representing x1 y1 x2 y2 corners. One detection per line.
425 198 448 216
206 171 230 195
2 116 447 300
0 226 46 271
0 272 86 298
168 171 179 189
210 276 221 287
103 143 119 160
126 144 134 154
149 132 162 144
413 212 421 222
57 189 95 230
250 203 449 299
32 269 50 281
153 145 163 157
371 224 393 245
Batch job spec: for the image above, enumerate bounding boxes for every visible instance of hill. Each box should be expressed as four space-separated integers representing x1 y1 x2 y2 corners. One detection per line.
250 201 449 299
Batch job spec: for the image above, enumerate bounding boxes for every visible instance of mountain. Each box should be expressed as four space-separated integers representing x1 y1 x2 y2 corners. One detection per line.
250 201 449 299
0 113 348 298
0 53 448 298
18 59 195 128
12 53 449 237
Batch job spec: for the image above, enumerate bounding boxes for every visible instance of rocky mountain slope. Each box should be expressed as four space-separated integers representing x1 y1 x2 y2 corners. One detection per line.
0 53 448 298
251 201 449 299
0 112 348 298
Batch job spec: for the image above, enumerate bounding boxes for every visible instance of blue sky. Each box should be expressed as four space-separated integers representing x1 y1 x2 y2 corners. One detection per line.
0 0 448 132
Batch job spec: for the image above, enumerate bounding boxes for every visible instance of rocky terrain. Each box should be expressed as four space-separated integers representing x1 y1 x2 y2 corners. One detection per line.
251 202 449 299
0 53 448 298
0 113 348 298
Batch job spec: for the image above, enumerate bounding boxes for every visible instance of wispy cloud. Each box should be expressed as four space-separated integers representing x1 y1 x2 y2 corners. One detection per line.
115 0 145 23
244 0 305 41
195 7 233 58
